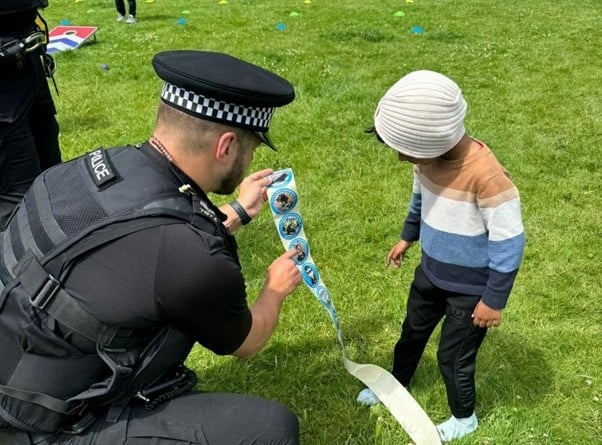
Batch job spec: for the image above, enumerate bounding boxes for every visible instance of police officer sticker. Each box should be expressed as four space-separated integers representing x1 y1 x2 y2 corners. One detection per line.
288 238 309 264
267 169 292 188
278 213 302 240
302 263 320 288
270 188 298 215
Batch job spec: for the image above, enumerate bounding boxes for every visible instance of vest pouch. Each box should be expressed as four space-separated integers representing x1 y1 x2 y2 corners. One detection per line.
0 350 104 433
98 326 195 423
128 326 195 396
0 287 108 433
0 393 83 433
69 347 137 407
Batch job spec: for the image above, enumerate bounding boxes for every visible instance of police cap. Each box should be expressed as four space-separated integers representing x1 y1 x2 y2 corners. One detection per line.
152 50 295 150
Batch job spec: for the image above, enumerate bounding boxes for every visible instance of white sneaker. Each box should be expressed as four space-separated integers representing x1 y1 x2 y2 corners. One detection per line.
125 15 136 24
116 14 125 22
356 388 381 406
436 412 478 442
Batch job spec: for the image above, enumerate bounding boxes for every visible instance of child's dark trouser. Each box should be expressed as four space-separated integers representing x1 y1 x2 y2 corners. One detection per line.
392 265 487 418
1 392 299 445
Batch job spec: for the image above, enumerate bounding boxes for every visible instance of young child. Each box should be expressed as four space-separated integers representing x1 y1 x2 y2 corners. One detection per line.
357 70 525 442
115 0 136 23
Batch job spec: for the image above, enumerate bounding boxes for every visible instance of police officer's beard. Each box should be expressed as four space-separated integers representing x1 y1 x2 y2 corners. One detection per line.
215 149 246 195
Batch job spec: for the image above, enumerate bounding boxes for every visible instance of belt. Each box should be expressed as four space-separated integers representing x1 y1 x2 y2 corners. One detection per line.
0 31 45 60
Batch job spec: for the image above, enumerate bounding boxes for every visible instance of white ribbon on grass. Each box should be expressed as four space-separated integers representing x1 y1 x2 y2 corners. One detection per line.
266 168 442 445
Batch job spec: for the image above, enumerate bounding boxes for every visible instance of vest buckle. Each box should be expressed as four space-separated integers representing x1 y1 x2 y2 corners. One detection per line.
62 408 97 435
30 274 61 310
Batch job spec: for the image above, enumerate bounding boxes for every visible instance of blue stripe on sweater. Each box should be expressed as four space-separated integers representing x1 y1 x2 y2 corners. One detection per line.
421 222 489 268
421 222 524 273
408 193 421 215
490 232 525 272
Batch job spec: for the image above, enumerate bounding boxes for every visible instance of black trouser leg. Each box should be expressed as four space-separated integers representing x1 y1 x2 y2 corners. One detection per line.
437 295 487 418
128 0 137 17
29 55 61 171
0 87 42 229
14 392 299 445
392 265 446 386
115 0 126 16
392 265 487 417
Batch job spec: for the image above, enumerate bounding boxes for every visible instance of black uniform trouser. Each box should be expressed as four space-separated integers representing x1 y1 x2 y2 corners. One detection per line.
115 0 137 17
0 50 61 229
392 265 487 418
1 392 299 444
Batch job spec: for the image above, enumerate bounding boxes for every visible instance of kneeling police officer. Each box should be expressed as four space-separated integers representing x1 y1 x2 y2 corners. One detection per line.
0 50 302 444
0 0 62 228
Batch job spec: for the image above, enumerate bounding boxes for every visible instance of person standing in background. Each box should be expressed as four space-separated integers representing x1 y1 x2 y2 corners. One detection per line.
0 0 62 228
115 0 137 23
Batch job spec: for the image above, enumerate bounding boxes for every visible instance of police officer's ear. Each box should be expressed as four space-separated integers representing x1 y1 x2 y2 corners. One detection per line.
214 131 238 163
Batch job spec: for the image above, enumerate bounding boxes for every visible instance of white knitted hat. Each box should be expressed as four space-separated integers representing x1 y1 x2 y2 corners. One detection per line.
374 70 467 158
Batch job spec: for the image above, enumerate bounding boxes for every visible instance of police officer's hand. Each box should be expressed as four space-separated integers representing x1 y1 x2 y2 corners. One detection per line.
386 239 414 268
264 248 302 299
236 168 274 219
472 300 502 328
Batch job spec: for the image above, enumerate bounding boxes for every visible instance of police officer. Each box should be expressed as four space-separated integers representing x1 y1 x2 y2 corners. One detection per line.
0 0 61 229
0 50 301 444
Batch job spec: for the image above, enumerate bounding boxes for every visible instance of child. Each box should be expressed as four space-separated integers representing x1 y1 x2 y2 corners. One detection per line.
115 0 136 23
357 70 525 442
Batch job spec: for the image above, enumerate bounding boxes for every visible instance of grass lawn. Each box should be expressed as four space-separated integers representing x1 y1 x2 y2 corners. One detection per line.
41 0 600 443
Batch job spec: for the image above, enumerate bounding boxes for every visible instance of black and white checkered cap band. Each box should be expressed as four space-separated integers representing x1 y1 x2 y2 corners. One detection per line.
161 83 276 131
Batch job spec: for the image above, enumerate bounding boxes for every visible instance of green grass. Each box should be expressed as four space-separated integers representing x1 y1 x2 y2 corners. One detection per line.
42 0 600 443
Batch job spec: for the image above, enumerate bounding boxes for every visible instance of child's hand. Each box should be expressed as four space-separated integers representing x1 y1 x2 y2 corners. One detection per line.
472 300 502 328
386 240 414 268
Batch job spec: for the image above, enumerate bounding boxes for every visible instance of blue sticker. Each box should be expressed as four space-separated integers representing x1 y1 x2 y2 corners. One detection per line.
288 238 309 264
316 286 332 306
302 263 320 288
278 213 302 239
270 188 298 214
268 169 292 188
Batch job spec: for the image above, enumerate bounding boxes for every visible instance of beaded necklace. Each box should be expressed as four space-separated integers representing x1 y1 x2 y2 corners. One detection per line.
149 135 173 163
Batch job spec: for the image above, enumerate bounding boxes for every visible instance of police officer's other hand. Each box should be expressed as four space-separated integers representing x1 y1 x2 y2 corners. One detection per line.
264 248 302 300
237 168 274 219
472 300 502 328
386 240 414 268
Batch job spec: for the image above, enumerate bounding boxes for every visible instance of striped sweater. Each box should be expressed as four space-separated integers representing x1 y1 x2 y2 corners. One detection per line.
401 141 525 309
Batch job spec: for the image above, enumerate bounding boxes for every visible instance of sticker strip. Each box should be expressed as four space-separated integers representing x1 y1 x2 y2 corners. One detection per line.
267 168 442 445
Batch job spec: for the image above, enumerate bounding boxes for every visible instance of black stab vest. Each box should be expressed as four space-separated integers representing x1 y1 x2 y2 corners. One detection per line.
0 145 238 433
